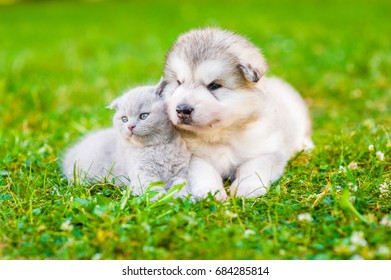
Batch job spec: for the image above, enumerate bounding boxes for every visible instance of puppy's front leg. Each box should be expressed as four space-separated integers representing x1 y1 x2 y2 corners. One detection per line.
230 153 287 198
188 156 227 201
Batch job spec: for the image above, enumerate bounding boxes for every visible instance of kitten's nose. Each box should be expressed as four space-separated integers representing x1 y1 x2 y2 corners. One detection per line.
176 104 193 120
128 125 135 132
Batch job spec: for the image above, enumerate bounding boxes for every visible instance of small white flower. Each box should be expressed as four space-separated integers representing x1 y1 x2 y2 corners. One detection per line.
351 231 367 247
225 210 238 218
244 229 256 237
376 151 384 161
351 254 364 260
376 245 390 256
142 222 151 233
279 249 286 255
298 213 313 222
349 196 356 202
380 216 391 227
338 166 346 173
348 244 357 252
60 220 73 231
379 183 389 194
348 182 358 192
348 162 358 170
368 144 374 152
92 253 102 260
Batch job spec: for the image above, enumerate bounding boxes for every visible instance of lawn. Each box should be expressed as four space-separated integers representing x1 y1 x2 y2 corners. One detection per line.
0 0 390 260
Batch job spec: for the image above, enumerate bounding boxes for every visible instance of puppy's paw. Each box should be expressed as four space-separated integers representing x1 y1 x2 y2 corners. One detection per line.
188 178 228 201
213 188 228 201
187 156 227 201
192 187 228 201
230 177 268 198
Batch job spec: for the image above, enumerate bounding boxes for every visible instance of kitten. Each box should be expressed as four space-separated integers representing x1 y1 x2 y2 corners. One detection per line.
62 85 191 198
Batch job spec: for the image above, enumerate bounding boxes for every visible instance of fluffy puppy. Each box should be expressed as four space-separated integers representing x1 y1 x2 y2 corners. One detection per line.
159 27 313 200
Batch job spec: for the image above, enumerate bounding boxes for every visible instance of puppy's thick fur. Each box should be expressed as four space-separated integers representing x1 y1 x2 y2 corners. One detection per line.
160 28 313 200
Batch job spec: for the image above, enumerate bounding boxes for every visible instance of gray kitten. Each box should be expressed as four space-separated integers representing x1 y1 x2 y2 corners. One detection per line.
62 85 191 198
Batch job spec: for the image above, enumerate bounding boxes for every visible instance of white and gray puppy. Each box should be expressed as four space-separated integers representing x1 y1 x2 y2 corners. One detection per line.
159 27 313 200
62 85 191 198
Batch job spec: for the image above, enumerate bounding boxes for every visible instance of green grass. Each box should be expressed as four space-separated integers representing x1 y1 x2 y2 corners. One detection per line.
0 0 390 260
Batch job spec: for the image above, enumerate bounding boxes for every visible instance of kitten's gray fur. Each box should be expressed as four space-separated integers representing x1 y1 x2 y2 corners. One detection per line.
62 85 191 198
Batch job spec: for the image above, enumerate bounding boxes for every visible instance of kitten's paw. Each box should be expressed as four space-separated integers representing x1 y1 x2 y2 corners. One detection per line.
148 188 167 202
169 178 191 199
129 176 165 201
173 188 190 199
129 186 144 196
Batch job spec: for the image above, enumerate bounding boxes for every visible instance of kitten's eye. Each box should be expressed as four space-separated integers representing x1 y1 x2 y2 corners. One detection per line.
139 113 149 120
177 80 182 86
121 116 128 123
207 82 222 91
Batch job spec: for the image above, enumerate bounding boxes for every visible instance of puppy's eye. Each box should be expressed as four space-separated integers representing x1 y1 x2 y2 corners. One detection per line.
139 113 149 120
207 82 222 91
121 116 128 123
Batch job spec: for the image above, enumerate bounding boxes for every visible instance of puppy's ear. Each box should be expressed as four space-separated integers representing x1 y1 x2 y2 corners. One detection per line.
156 77 168 97
238 62 268 83
107 96 122 110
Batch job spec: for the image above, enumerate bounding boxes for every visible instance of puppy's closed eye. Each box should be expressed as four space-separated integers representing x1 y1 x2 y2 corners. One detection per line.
207 82 222 91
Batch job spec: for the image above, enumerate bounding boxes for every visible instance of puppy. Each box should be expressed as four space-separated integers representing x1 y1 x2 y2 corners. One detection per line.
159 28 313 200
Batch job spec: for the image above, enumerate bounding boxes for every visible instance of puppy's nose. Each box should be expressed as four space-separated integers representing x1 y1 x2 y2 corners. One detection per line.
176 104 193 116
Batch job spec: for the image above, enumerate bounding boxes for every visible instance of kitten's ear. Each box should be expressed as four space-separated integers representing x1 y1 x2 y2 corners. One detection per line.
155 77 168 97
107 96 122 110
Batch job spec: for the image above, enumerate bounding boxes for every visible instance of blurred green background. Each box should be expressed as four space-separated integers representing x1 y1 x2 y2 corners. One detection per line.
1 0 390 140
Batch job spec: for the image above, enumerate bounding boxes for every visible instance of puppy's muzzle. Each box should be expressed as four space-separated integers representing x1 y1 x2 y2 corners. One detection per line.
176 104 193 123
